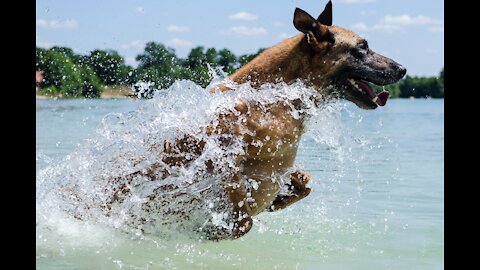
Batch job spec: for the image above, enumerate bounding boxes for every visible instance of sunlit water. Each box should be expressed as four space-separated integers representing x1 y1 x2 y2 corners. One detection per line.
36 81 444 269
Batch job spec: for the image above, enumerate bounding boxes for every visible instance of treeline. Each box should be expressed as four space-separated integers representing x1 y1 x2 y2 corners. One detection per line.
36 43 443 98
36 43 262 98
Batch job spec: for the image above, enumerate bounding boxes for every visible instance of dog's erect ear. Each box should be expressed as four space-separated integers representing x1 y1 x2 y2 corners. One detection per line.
317 0 332 26
293 8 318 34
293 7 331 47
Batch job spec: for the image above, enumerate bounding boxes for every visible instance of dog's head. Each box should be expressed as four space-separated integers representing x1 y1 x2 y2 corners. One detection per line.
293 1 406 109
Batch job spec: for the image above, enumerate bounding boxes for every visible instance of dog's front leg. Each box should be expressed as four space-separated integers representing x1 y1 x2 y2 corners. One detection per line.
226 174 253 238
267 170 311 212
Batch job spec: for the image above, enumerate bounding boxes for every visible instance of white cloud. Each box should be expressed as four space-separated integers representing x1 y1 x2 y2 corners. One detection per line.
350 22 403 34
226 26 267 37
167 25 190 33
350 14 443 34
381 15 442 26
229 12 258 21
168 38 193 48
135 6 145 13
121 40 145 50
372 24 404 34
36 19 78 29
350 23 369 31
338 0 375 3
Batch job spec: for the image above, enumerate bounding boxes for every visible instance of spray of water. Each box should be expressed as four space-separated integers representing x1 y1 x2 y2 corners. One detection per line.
36 69 361 244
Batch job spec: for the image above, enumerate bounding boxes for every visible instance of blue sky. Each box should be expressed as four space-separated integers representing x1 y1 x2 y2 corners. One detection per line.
36 0 444 77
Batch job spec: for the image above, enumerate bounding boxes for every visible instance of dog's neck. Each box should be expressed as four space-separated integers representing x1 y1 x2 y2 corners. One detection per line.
229 34 329 96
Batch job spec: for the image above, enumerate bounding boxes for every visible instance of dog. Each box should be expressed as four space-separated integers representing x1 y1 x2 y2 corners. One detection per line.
72 1 406 240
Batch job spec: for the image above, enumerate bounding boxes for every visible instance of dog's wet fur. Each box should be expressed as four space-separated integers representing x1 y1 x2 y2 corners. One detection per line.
97 1 406 240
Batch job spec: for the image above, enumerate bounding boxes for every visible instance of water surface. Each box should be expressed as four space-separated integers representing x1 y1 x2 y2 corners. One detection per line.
36 95 443 270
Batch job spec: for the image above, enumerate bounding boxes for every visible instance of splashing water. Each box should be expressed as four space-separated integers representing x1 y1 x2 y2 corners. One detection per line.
37 71 348 242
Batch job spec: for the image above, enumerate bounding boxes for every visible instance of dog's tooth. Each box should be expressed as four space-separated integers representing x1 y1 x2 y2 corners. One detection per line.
372 96 378 103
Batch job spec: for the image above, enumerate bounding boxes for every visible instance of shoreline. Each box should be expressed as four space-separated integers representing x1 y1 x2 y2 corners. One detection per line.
35 85 442 100
36 85 133 100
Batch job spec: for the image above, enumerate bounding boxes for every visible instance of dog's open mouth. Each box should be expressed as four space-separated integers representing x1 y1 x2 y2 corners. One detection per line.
348 78 390 107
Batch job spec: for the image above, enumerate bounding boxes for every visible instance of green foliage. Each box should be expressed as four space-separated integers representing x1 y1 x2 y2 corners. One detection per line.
86 49 131 86
38 49 83 97
79 64 104 98
399 75 443 98
36 47 105 98
178 46 259 87
182 46 216 87
217 49 238 74
135 42 179 89
36 47 47 70
372 83 401 98
439 67 444 96
136 42 178 69
36 44 444 99
39 85 59 96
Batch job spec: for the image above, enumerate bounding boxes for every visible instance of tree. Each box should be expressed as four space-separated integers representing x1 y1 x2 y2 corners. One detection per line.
182 46 216 87
36 47 105 98
217 49 238 74
36 47 47 71
87 49 131 85
438 67 444 97
49 46 80 62
79 64 104 98
38 49 83 97
398 75 442 98
135 42 179 89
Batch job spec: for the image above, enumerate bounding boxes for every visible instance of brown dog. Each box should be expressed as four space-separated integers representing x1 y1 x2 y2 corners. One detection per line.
90 1 406 240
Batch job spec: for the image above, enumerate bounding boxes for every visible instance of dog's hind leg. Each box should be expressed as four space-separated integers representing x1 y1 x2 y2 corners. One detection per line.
226 173 254 239
267 170 311 212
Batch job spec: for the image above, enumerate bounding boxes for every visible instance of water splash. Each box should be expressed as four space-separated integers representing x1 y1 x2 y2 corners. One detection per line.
37 72 342 239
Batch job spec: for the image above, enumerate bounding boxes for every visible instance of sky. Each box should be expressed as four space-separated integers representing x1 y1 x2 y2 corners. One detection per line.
36 0 444 77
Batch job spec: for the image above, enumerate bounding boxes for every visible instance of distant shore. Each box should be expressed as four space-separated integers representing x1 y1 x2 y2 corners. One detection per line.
36 85 133 100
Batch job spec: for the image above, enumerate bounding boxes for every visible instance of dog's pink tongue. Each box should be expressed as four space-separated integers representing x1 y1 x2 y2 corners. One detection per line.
356 80 390 106
376 91 389 106
356 80 376 99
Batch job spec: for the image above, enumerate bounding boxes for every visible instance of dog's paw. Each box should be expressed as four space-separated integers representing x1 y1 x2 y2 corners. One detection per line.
288 170 312 196
231 209 253 239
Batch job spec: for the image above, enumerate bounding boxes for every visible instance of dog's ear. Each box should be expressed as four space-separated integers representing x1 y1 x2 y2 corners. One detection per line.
293 8 318 34
293 7 331 47
317 0 332 26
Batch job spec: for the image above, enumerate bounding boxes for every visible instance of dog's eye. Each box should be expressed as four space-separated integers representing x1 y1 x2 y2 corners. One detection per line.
351 48 364 59
351 40 369 58
357 40 369 50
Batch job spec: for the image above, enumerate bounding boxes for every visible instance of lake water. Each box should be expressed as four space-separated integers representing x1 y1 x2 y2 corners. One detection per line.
36 92 444 269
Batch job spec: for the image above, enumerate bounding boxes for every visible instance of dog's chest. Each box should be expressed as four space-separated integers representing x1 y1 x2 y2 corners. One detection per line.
242 104 304 160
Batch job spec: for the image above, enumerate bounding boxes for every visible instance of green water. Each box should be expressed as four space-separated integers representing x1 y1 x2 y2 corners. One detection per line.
36 98 443 269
